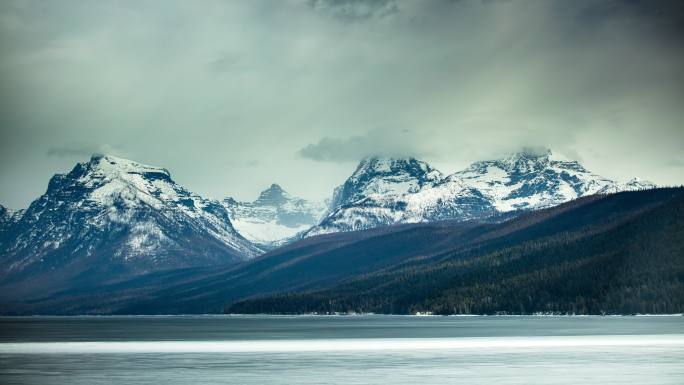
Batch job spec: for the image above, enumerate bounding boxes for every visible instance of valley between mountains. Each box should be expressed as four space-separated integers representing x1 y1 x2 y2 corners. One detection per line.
1 149 680 315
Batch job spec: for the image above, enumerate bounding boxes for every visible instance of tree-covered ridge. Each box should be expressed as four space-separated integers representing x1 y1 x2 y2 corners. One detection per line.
227 188 684 315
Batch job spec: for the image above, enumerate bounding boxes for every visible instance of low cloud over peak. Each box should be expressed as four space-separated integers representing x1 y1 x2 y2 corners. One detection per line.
298 128 425 162
0 0 682 208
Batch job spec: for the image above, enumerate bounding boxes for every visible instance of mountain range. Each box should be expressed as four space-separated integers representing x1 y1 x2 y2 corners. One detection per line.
228 187 684 316
306 148 655 236
0 154 260 299
223 184 327 248
8 187 682 315
0 148 664 312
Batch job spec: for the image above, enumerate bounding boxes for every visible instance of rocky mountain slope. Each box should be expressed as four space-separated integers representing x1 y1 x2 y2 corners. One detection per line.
14 187 681 315
228 188 684 315
222 184 326 247
0 154 261 299
0 204 14 232
0 149 660 306
306 148 655 236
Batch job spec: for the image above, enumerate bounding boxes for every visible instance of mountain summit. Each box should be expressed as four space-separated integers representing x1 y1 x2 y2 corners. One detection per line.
454 148 620 211
0 154 261 298
306 149 656 236
223 184 326 247
330 157 443 210
254 184 289 206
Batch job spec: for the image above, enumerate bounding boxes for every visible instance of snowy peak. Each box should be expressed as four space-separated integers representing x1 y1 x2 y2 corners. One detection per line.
255 183 289 206
89 153 172 178
625 177 657 190
307 156 492 236
223 184 326 247
350 156 443 185
56 154 173 191
307 148 659 237
457 148 658 209
454 148 619 211
352 156 439 178
465 148 587 176
0 154 261 288
64 154 184 209
331 156 443 210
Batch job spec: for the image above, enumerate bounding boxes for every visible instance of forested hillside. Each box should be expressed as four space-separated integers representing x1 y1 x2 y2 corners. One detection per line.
4 188 681 315
228 188 684 315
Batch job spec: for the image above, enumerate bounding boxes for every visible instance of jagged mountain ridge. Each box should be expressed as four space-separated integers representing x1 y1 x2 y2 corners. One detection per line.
306 148 656 236
0 205 17 250
0 154 261 298
0 204 12 230
306 158 492 236
17 187 680 315
223 184 326 247
453 149 656 211
0 149 659 284
227 187 684 316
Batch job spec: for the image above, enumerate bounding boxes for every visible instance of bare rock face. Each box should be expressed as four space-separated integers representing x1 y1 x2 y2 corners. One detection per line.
0 154 261 297
222 183 326 248
306 148 655 236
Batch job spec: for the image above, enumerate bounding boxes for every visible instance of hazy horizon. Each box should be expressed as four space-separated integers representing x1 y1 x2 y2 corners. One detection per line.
2 146 681 211
1 0 683 208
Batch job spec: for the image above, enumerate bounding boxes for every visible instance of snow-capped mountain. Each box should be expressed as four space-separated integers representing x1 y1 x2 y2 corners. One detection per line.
0 149 659 293
223 184 326 247
306 148 656 236
452 148 640 211
305 157 492 236
0 154 261 293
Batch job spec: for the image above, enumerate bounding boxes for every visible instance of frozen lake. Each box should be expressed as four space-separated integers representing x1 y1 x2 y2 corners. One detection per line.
1 315 683 384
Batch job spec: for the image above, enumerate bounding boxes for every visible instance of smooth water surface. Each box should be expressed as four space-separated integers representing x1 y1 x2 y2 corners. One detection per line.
1 315 683 384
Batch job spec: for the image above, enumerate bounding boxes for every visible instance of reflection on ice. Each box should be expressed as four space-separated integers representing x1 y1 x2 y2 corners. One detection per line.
2 334 683 354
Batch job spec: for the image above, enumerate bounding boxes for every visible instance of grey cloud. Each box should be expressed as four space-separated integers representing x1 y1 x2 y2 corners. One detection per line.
0 0 682 209
47 143 124 158
208 52 244 73
307 0 399 21
298 128 425 162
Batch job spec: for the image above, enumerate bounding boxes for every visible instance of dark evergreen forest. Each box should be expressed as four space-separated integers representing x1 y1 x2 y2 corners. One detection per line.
228 188 684 315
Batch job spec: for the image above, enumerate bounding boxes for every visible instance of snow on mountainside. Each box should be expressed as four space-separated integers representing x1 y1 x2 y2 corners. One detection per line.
454 148 620 211
306 157 492 236
223 184 326 247
306 148 656 236
329 157 444 209
0 154 261 291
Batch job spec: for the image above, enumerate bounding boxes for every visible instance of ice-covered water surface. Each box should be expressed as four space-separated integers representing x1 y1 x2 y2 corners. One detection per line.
1 315 683 384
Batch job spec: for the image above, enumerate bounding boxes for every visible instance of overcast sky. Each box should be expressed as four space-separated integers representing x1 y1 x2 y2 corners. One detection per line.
1 0 683 209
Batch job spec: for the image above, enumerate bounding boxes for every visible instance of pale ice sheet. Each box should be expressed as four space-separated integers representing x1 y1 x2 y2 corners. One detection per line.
1 334 683 354
1 339 683 385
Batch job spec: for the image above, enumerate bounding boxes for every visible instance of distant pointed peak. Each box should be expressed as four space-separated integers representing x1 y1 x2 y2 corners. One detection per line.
266 183 284 192
625 177 656 189
223 196 238 205
255 183 290 205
